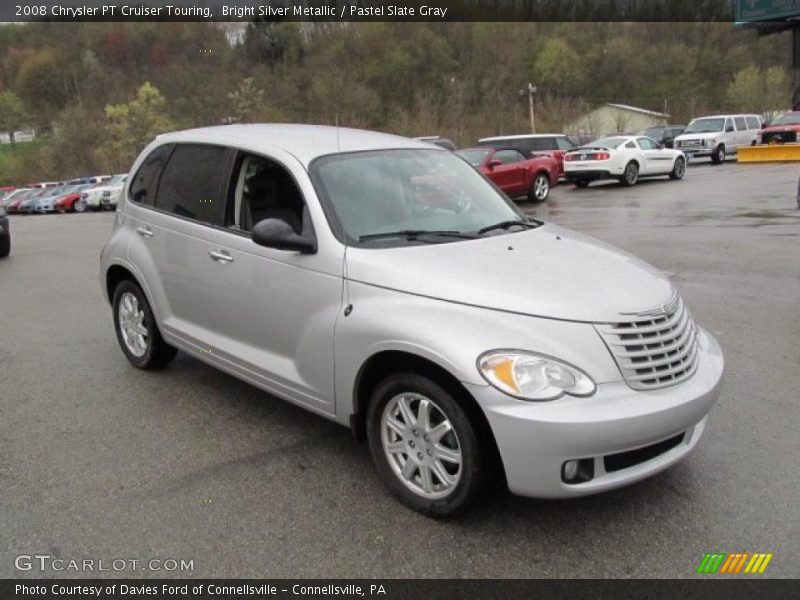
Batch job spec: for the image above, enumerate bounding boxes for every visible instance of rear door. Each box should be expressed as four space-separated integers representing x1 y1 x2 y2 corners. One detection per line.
126 143 233 349
734 116 749 147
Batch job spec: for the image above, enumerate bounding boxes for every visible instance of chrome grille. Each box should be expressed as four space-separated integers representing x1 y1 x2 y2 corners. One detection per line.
598 297 699 390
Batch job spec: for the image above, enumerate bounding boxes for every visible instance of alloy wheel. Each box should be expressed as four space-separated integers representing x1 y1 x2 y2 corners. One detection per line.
118 292 148 357
624 162 639 185
380 393 462 499
533 174 549 201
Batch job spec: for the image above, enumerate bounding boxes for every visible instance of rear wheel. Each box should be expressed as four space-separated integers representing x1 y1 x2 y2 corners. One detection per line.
366 373 488 517
669 156 686 180
621 161 639 186
0 233 9 258
112 280 177 369
710 145 725 164
528 172 550 202
573 179 590 188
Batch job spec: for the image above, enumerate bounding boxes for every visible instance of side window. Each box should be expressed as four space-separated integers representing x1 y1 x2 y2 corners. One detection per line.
637 137 655 150
129 144 173 206
555 137 574 150
155 144 228 225
735 117 747 131
494 149 525 164
625 141 636 149
227 153 308 235
746 116 760 130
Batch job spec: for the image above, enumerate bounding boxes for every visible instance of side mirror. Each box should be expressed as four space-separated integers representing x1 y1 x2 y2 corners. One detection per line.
487 159 502 169
251 218 316 254
656 142 665 149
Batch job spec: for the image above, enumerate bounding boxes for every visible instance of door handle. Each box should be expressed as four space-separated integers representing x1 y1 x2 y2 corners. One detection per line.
209 250 234 263
136 227 154 238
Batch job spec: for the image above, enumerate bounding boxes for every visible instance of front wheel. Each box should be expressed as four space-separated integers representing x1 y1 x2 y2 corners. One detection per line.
74 199 86 213
366 374 488 517
621 161 639 186
0 233 9 258
573 179 590 188
669 156 686 180
710 145 725 165
528 172 550 202
112 280 177 369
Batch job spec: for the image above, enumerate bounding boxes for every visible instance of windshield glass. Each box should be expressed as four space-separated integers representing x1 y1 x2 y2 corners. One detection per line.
771 113 800 126
311 149 526 246
586 137 626 148
456 149 491 166
106 175 125 186
685 118 725 133
643 128 663 138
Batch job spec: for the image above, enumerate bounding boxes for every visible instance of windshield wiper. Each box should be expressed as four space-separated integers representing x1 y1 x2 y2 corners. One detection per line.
358 229 476 242
478 219 541 235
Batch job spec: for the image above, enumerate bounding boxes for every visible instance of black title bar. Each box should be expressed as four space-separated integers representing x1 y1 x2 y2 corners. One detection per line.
5 1 739 23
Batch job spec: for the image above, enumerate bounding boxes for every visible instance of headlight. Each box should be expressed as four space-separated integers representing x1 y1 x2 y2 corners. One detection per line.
477 350 596 401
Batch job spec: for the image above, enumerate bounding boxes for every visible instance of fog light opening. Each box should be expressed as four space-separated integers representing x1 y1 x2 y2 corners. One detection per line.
561 458 594 484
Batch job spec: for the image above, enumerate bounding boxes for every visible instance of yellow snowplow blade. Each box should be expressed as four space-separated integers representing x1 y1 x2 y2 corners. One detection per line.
737 144 800 162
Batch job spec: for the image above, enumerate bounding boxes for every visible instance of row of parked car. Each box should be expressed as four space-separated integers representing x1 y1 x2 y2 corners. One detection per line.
418 111 783 196
0 174 127 215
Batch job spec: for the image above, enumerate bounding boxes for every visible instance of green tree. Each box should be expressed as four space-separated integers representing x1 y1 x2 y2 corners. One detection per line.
727 66 762 111
0 91 28 146
98 82 175 171
228 78 265 122
533 37 584 96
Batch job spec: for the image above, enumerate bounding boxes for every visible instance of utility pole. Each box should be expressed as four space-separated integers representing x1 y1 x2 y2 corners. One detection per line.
526 83 537 133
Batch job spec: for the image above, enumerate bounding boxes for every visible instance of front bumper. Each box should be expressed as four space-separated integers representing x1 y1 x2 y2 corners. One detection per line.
465 327 724 498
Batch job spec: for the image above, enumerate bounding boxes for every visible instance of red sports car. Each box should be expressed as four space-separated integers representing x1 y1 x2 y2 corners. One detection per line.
456 147 559 202
54 184 92 213
760 111 800 145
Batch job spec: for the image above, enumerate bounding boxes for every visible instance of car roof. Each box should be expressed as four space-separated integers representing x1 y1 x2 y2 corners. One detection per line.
478 133 566 141
690 114 761 119
154 124 436 167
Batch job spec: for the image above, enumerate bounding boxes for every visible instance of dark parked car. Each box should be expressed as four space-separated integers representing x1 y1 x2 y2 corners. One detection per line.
476 134 578 178
0 204 9 258
640 126 686 149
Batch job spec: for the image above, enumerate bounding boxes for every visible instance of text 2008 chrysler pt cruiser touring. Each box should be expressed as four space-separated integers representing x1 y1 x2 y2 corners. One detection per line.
101 125 724 516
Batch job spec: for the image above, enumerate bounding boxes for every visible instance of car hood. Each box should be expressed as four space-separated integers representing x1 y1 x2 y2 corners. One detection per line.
345 224 674 323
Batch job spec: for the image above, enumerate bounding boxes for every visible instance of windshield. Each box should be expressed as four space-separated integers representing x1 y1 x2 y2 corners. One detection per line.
643 128 663 138
685 118 725 133
586 137 626 149
771 113 800 126
455 149 491 166
106 174 126 186
311 149 526 246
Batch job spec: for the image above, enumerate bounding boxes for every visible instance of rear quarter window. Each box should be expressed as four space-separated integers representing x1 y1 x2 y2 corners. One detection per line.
129 144 173 206
735 117 747 130
746 117 760 129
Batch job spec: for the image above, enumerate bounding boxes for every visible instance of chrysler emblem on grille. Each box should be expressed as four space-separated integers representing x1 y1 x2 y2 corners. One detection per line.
621 293 679 318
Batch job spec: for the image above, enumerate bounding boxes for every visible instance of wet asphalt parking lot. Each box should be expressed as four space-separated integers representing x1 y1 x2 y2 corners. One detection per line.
1 158 799 579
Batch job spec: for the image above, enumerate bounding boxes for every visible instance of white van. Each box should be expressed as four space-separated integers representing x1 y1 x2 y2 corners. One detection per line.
674 114 762 164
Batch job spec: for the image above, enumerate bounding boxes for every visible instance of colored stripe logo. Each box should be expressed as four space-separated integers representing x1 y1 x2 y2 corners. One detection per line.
697 552 773 574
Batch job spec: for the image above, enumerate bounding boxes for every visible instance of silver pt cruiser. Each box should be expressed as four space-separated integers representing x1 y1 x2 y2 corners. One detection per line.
101 125 724 516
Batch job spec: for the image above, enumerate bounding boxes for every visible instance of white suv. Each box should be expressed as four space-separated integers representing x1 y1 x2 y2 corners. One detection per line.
674 114 762 164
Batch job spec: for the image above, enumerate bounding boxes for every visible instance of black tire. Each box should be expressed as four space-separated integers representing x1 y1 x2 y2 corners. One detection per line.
669 156 686 180
710 145 725 165
620 161 639 186
112 280 177 369
573 179 590 188
366 373 489 517
527 172 550 202
0 233 9 258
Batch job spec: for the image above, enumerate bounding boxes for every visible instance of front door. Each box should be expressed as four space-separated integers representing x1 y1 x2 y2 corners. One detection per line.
205 150 344 416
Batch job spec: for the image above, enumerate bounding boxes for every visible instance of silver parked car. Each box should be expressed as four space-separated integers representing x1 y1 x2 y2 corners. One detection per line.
101 125 724 516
